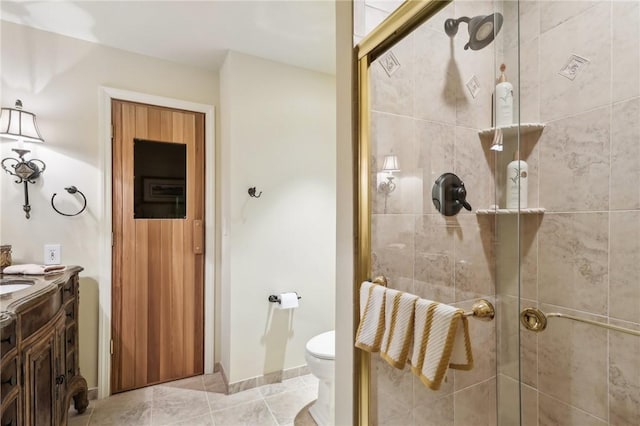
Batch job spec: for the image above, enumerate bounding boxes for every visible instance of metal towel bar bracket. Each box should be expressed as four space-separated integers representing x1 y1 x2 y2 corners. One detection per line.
521 307 640 337
369 275 494 321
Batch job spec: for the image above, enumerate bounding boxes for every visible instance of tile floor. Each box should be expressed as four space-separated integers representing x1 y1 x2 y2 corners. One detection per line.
67 372 319 426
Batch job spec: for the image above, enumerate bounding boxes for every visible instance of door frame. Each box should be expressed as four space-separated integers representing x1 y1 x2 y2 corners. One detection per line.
354 1 450 424
97 86 215 399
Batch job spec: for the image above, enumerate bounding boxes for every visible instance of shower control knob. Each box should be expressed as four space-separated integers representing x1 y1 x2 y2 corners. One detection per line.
432 173 472 216
454 182 472 211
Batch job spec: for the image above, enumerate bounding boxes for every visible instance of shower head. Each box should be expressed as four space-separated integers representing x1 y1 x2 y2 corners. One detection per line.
444 13 504 50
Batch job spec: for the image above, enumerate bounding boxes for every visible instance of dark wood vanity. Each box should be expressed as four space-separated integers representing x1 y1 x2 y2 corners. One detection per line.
0 267 88 425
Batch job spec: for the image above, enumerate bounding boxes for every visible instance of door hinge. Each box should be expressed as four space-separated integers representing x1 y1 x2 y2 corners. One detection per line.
110 339 114 355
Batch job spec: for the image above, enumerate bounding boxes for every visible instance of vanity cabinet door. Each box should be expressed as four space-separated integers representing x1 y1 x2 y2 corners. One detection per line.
21 313 66 426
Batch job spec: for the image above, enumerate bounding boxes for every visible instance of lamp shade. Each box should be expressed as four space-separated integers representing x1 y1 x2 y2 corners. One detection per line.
381 154 400 172
0 100 44 143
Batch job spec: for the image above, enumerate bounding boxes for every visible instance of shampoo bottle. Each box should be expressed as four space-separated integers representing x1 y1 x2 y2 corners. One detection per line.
506 150 528 209
495 63 513 127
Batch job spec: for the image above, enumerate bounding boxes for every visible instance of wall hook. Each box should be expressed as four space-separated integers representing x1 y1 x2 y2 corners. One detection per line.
248 187 262 198
51 186 87 216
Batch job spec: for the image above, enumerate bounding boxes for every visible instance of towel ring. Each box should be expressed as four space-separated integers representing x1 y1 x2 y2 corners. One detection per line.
51 186 87 217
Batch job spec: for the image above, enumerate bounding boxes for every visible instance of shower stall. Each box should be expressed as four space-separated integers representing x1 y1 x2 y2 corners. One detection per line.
354 0 640 425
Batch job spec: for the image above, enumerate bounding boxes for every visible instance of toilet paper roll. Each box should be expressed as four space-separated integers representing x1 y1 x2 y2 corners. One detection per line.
279 292 299 309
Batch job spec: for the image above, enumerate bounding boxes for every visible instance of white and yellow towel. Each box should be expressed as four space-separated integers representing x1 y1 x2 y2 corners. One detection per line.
410 299 473 390
355 281 386 352
380 289 419 369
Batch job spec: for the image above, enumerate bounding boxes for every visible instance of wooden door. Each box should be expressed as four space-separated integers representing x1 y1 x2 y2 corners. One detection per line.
111 100 205 393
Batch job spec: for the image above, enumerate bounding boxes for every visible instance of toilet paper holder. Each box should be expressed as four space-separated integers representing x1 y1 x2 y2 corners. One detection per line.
268 293 302 304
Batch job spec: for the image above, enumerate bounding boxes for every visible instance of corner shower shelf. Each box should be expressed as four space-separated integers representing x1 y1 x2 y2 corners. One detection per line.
478 123 545 139
475 207 546 215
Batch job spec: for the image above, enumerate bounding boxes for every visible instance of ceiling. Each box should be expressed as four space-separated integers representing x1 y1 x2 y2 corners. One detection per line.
0 0 336 74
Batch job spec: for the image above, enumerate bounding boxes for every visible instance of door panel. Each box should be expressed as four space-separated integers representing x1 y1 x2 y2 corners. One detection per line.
111 100 204 393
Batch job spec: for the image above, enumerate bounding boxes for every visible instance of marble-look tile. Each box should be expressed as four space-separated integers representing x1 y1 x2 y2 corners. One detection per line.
374 356 413 425
517 37 540 124
211 399 277 426
538 213 608 314
203 372 227 393
371 214 415 293
68 405 92 426
611 98 640 211
498 377 539 426
227 377 257 394
453 378 497 426
453 298 496 390
416 120 455 214
420 0 454 34
371 33 415 116
612 0 640 102
609 211 640 323
160 413 214 426
539 0 601 35
258 376 305 398
539 2 611 121
300 373 319 389
89 401 152 426
609 320 640 425
411 393 454 426
414 214 455 303
374 355 413 401
538 392 607 426
291 401 316 426
538 108 610 212
521 384 539 426
453 215 495 302
151 386 210 426
537 304 608 419
207 387 263 412
495 214 540 301
454 127 495 213
371 112 419 214
264 386 317 425
157 375 204 392
413 26 457 125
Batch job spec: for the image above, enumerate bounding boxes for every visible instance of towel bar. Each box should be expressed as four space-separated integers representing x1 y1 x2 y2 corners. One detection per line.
521 307 640 337
370 275 494 321
463 299 495 321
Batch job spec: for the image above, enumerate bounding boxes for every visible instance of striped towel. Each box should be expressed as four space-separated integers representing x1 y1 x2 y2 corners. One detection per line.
380 289 419 369
410 299 473 390
355 281 386 352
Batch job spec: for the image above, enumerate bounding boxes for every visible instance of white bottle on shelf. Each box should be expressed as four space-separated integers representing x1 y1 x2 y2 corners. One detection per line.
506 150 528 209
495 63 513 127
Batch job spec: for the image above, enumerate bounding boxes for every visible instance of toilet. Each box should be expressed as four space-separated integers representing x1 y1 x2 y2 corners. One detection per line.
305 330 335 426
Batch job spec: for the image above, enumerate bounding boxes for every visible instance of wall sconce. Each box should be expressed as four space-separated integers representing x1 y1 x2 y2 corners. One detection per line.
1 100 46 219
378 154 400 213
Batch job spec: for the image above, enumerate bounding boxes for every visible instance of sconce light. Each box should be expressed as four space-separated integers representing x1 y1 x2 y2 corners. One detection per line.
378 154 400 214
378 154 400 194
1 100 46 219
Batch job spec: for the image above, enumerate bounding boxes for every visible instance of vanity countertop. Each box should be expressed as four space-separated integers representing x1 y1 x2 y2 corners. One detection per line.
0 266 83 324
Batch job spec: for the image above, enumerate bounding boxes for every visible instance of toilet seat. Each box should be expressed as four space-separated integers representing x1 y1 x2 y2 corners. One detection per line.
306 330 335 360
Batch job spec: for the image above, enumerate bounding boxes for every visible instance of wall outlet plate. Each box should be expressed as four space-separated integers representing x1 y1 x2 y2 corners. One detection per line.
44 244 61 265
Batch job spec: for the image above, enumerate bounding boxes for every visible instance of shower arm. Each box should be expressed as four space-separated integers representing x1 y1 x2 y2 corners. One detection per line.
444 16 470 37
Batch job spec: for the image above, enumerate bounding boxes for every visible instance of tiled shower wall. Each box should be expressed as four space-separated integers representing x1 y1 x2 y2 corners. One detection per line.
497 1 640 425
368 0 639 425
369 2 501 425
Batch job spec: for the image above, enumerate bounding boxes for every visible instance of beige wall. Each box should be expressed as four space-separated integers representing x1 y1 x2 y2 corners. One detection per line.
498 1 640 425
0 21 219 389
219 51 336 385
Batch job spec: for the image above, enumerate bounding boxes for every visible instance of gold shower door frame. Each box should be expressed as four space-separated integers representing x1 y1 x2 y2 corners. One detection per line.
353 1 452 424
